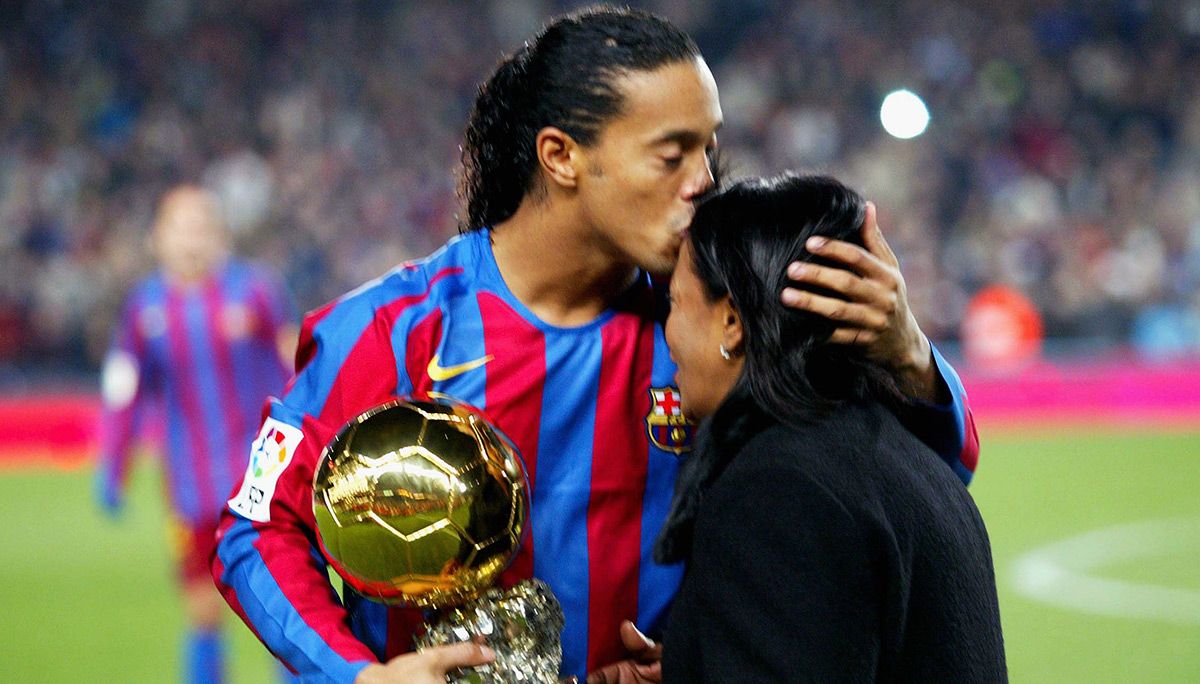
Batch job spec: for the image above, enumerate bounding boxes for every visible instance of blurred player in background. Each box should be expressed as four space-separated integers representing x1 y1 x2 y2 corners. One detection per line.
96 185 298 684
213 7 978 684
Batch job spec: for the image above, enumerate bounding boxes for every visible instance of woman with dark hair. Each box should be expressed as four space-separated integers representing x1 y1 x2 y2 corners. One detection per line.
659 173 1006 683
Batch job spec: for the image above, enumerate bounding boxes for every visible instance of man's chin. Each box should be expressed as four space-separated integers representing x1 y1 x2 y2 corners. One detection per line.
641 238 684 277
640 254 676 278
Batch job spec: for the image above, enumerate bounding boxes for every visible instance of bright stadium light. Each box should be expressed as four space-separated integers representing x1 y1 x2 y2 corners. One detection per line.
880 89 930 139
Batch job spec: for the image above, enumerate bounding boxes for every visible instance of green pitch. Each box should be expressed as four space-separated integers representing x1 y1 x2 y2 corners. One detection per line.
969 426 1200 683
0 426 1197 682
0 461 279 683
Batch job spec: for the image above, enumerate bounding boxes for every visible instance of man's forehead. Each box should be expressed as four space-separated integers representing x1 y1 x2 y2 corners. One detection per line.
608 58 723 140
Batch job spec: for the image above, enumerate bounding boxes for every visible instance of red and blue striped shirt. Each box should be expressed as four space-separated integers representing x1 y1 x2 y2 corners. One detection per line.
214 229 979 682
97 259 295 526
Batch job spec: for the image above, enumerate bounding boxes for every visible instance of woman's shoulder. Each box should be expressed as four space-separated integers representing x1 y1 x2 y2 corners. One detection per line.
701 422 865 540
725 401 957 514
714 411 878 514
735 401 909 471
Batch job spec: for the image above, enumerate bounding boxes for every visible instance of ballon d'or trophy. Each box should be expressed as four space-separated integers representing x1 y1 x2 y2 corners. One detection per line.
313 397 564 683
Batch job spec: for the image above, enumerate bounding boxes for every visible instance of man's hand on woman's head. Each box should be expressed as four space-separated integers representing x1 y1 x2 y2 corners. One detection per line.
780 201 944 403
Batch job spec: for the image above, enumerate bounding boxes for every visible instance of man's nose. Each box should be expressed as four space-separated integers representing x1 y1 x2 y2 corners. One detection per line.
682 156 714 200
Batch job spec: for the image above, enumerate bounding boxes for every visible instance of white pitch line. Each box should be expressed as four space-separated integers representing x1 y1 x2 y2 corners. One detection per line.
1010 517 1200 625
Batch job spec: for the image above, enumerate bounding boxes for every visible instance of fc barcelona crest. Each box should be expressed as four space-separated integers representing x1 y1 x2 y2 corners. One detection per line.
646 387 694 455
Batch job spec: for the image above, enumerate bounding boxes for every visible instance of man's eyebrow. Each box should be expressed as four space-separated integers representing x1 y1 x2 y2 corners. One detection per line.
652 130 702 147
652 123 722 148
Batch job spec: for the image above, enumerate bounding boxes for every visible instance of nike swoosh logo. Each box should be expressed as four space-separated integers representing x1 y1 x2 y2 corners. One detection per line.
427 354 494 382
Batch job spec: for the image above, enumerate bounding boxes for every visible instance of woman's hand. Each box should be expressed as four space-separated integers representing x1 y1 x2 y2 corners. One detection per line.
354 641 495 684
586 621 663 684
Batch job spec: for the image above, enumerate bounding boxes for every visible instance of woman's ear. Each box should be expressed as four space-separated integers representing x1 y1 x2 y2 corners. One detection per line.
535 126 579 190
721 296 744 356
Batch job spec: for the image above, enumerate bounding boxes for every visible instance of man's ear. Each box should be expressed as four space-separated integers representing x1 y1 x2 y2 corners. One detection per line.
535 126 580 190
721 296 744 356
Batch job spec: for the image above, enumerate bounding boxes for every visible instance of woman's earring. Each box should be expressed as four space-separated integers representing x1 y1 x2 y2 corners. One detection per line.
719 344 731 360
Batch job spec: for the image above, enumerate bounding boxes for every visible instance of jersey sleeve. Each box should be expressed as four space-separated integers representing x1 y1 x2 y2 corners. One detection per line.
212 295 409 683
897 343 980 485
95 293 149 513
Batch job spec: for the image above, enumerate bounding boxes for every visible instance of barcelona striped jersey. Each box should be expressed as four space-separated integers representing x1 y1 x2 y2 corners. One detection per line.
97 259 295 526
214 229 979 682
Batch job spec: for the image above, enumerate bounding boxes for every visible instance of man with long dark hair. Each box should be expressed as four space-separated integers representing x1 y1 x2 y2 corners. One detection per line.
212 7 979 683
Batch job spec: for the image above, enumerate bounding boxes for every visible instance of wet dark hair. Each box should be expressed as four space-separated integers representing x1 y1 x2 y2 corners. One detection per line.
458 5 701 231
687 172 904 423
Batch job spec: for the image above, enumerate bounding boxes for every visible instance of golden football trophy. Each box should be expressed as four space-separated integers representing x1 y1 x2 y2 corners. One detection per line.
313 397 563 683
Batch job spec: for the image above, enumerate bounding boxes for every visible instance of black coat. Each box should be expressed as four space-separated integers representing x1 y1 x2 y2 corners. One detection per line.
661 400 1006 683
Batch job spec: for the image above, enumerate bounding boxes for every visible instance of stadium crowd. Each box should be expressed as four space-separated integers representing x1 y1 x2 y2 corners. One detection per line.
3 0 1200 376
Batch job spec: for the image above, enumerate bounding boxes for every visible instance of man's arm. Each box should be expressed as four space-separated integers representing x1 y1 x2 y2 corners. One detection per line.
215 404 378 683
780 202 978 483
95 295 148 515
910 345 979 483
212 293 414 682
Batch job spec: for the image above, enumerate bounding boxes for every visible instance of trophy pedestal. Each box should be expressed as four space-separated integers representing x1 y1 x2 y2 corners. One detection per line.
415 579 565 683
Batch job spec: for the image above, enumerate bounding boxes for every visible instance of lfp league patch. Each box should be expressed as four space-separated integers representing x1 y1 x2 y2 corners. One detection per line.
228 418 304 522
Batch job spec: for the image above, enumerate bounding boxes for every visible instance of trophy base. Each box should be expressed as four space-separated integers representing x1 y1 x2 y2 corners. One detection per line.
414 578 565 683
